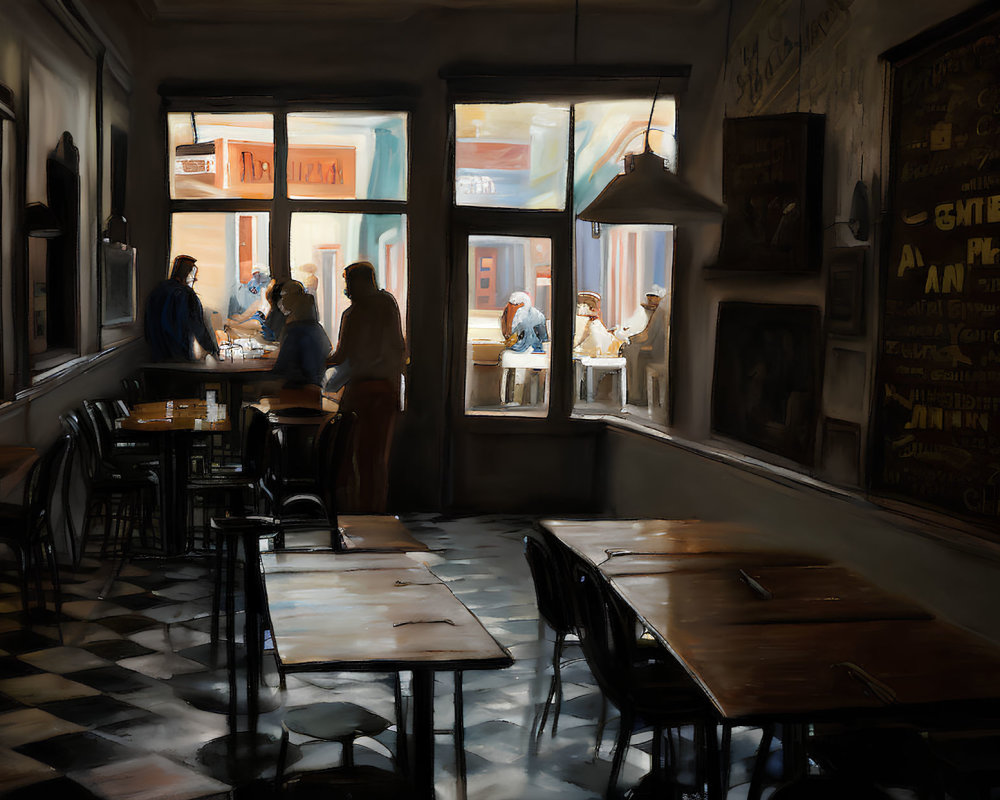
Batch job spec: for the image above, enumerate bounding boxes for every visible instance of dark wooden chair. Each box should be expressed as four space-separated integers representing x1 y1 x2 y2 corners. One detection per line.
0 435 70 634
571 561 720 798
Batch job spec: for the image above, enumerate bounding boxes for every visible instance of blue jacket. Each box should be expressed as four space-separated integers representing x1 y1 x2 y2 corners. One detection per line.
144 279 218 362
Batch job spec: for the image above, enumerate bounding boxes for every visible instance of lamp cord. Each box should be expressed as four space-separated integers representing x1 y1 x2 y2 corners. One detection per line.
796 0 804 112
573 0 579 66
722 0 733 118
644 75 662 153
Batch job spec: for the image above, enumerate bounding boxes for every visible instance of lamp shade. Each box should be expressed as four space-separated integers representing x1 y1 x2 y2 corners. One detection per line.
24 202 62 238
578 148 723 225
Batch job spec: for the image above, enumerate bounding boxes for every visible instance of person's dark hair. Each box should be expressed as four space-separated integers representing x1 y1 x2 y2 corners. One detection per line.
344 261 377 299
266 279 286 306
170 255 197 283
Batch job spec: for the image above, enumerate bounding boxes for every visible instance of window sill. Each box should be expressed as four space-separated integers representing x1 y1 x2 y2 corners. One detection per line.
31 349 80 377
577 409 1000 559
17 340 143 401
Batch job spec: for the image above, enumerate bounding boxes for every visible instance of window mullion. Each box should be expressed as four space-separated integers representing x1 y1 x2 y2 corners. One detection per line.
271 111 290 280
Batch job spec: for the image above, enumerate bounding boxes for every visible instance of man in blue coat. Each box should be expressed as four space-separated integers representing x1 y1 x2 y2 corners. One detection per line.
144 255 220 362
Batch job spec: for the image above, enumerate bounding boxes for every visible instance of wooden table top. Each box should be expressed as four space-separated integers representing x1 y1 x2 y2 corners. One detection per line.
118 399 231 432
260 551 427 574
0 446 38 499
539 518 803 565
339 515 431 553
642 615 1000 721
261 560 512 672
542 518 1000 723
143 356 274 374
597 551 831 577
608 564 933 629
250 393 339 416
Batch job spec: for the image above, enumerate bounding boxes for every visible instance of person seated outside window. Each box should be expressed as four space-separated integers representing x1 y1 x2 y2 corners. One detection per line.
623 289 668 405
270 281 331 389
573 291 624 358
616 286 666 340
145 254 220 362
225 266 270 331
501 291 548 354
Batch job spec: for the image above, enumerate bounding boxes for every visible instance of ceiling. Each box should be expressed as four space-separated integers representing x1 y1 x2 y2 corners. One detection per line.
132 0 715 23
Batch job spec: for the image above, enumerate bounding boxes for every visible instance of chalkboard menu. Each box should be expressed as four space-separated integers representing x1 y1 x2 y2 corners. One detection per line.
719 113 825 272
873 11 1000 524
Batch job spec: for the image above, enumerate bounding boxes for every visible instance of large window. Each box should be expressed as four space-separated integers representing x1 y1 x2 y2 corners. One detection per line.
457 96 675 421
167 107 409 357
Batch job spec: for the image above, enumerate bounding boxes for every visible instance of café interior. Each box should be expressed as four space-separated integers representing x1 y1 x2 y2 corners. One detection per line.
1 0 1000 798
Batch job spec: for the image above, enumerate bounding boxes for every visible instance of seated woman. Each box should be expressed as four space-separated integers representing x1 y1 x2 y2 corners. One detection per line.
271 281 332 388
220 278 287 346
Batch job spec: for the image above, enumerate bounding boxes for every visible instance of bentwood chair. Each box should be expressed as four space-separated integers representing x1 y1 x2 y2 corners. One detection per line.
190 405 270 551
571 562 720 799
67 407 158 557
523 534 580 745
0 435 70 632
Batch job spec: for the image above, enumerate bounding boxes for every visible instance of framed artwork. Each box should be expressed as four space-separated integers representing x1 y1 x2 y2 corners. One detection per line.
826 247 866 335
718 113 825 273
101 243 136 326
712 302 822 465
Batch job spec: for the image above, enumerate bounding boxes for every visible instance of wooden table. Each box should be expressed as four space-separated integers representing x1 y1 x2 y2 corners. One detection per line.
261 551 512 799
142 357 278 449
540 518 1000 795
250 391 339 417
119 399 230 555
0 446 38 501
541 517 800 565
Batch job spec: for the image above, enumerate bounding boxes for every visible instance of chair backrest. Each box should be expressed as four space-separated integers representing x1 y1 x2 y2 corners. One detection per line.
317 411 355 530
23 436 71 540
121 376 143 406
523 534 575 635
80 400 115 466
56 421 84 565
570 561 632 711
62 409 99 483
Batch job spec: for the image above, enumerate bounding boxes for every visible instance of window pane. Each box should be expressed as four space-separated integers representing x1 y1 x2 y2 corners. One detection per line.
170 211 272 347
287 112 407 201
574 221 672 419
289 212 407 348
572 99 675 420
455 103 569 210
466 235 551 415
169 113 274 199
574 98 676 215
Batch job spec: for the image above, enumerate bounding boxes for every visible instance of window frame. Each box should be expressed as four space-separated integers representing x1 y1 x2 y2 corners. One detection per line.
163 95 413 354
447 73 687 426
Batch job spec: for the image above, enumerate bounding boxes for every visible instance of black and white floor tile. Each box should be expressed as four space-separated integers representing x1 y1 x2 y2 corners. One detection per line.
0 515 782 800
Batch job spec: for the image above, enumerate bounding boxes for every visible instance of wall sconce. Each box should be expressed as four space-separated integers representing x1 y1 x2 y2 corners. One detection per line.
24 202 61 238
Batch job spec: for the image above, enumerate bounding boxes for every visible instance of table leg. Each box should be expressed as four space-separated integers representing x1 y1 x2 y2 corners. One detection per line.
586 367 595 402
159 432 191 556
454 670 467 800
618 365 627 410
242 530 261 734
412 668 435 799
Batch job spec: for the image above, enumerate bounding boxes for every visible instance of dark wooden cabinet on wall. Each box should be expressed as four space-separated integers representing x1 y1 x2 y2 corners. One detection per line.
718 113 825 273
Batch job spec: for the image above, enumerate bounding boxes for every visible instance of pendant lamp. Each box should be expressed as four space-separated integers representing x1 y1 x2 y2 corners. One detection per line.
578 89 723 225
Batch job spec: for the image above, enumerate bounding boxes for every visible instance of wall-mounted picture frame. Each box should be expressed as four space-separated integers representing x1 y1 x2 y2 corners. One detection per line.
718 113 825 273
101 243 136 327
826 246 866 335
711 302 822 465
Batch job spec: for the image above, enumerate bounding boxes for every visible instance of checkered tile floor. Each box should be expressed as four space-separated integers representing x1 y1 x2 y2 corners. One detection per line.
0 515 776 800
